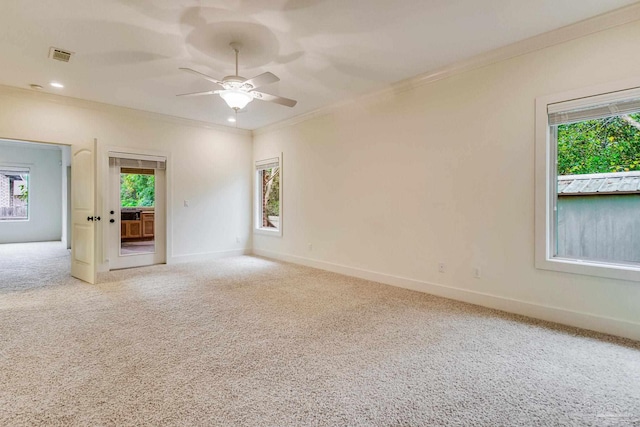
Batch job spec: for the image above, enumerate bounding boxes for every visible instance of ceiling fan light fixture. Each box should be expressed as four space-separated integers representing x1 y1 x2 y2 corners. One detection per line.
178 42 296 115
219 89 253 110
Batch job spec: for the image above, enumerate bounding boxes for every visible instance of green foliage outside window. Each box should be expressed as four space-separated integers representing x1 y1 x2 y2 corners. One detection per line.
260 166 280 228
557 113 640 175
121 173 155 207
265 169 280 217
17 175 28 202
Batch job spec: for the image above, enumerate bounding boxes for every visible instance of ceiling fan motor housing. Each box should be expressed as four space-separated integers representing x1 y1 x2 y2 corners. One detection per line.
222 75 249 90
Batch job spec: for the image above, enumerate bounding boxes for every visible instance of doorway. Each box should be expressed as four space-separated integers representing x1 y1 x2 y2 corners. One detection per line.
108 155 166 270
0 138 75 287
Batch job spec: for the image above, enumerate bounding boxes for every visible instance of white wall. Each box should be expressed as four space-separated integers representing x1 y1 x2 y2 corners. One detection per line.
0 140 62 243
0 87 253 266
253 20 640 340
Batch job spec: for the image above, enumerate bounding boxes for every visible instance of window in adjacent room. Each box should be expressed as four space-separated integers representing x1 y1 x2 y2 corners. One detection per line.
255 155 281 235
0 167 29 221
536 85 640 281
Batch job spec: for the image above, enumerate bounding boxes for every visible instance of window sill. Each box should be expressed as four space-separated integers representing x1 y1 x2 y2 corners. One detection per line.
254 227 282 237
536 256 640 282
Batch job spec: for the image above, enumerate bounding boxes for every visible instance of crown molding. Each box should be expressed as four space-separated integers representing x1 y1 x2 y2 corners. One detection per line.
253 3 640 137
0 85 252 137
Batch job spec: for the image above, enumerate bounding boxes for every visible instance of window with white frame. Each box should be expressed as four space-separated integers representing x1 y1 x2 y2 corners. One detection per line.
255 156 281 235
536 85 640 281
0 167 29 221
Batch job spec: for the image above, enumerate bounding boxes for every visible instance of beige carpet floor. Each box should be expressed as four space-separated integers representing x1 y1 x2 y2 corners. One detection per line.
1 242 639 426
0 241 74 292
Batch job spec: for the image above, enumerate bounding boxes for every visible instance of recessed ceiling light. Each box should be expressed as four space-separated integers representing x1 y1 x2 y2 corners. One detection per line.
227 117 236 123
50 82 64 88
29 84 43 90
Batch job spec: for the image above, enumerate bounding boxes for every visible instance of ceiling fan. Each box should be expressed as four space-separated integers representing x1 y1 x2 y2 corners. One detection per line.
177 42 297 111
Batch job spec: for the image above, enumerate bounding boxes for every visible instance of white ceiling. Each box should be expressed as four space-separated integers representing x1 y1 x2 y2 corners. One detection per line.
0 0 637 130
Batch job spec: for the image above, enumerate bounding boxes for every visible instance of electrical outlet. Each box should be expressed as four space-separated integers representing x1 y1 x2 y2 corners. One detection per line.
438 262 445 273
474 267 481 278
183 200 189 208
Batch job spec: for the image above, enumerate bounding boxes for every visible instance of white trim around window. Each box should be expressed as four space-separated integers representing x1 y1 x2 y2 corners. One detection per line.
535 78 640 282
0 163 31 222
254 153 283 237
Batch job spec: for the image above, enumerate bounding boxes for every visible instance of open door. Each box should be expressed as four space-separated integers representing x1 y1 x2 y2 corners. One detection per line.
71 139 97 284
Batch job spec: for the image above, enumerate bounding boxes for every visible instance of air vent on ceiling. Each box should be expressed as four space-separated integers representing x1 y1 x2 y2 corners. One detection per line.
49 47 73 63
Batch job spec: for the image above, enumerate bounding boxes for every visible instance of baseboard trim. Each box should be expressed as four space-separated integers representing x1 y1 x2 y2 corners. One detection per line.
169 248 251 264
253 249 640 342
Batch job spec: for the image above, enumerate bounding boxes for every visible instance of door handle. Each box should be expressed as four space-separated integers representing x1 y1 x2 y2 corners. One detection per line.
95 216 101 221
87 216 94 221
87 216 102 222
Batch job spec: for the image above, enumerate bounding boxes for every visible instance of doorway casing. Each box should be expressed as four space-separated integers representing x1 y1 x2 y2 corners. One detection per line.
99 146 171 272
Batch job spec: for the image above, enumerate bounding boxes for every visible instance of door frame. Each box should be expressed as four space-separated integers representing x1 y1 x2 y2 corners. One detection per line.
98 145 171 272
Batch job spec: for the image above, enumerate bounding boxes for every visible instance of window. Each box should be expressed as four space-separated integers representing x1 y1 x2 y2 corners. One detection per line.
0 167 29 221
120 169 155 208
255 155 281 235
536 84 640 281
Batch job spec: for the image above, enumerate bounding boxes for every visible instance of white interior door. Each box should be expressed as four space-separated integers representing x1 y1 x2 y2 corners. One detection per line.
108 160 166 270
70 140 96 284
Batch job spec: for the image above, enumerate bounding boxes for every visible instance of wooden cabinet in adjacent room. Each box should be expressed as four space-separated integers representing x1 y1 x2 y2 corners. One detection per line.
121 220 142 239
142 212 154 237
120 210 154 241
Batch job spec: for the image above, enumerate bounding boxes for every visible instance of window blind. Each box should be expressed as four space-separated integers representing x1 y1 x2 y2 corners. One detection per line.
256 158 279 170
109 156 166 170
548 87 640 126
0 166 29 173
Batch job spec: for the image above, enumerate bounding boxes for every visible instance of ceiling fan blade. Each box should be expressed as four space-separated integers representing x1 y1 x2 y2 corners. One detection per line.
176 90 217 97
242 72 279 90
179 68 224 86
251 91 297 107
